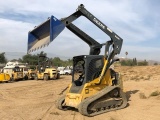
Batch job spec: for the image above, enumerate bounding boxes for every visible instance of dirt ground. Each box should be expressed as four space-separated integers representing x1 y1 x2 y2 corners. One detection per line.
0 66 160 120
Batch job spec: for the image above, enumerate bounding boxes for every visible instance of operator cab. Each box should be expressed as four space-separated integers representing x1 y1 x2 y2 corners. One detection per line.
13 66 21 72
71 55 104 93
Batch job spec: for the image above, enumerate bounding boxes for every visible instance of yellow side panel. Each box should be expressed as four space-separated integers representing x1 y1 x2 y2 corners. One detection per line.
5 74 10 81
64 65 113 108
0 73 10 81
65 84 106 108
101 70 112 86
37 73 44 79
65 93 82 107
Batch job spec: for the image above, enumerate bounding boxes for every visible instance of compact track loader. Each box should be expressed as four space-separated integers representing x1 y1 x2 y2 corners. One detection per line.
27 4 127 116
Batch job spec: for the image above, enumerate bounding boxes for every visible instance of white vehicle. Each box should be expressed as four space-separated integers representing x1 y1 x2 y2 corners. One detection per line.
63 68 72 75
57 67 65 75
59 70 65 75
57 66 72 75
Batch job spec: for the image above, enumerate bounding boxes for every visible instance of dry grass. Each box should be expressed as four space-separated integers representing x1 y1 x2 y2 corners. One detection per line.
130 75 139 80
150 91 160 97
144 75 151 80
50 112 60 115
115 66 160 82
139 92 147 99
110 117 116 120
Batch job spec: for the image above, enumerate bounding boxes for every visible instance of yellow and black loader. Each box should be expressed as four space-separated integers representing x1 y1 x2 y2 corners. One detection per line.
27 4 127 116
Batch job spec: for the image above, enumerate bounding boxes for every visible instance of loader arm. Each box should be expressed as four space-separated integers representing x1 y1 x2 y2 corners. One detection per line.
58 4 123 84
60 4 123 84
28 4 122 57
60 4 123 55
66 23 102 55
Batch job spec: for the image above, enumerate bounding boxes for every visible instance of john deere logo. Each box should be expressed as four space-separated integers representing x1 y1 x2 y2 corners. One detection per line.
93 18 105 29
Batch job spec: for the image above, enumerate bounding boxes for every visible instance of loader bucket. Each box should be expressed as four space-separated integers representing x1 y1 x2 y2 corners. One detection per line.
27 16 65 53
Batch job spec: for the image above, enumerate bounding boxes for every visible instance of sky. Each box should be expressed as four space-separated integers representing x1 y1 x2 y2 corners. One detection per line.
0 0 160 61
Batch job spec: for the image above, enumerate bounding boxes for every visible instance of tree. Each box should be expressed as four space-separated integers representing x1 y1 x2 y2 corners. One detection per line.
67 59 73 66
0 52 7 63
22 54 38 65
37 51 47 57
51 57 73 67
135 58 137 65
18 58 23 63
125 52 128 59
138 60 148 66
10 59 18 62
52 57 63 66
21 51 73 68
121 59 133 66
154 63 158 65
132 58 137 66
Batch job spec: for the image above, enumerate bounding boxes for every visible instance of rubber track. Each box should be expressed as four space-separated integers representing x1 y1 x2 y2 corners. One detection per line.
78 85 127 116
56 95 66 110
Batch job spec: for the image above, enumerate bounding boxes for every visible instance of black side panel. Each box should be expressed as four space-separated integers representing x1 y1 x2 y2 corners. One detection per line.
86 56 104 82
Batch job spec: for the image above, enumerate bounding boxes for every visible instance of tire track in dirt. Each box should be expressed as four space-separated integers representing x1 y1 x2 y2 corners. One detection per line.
72 111 76 120
39 103 55 120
